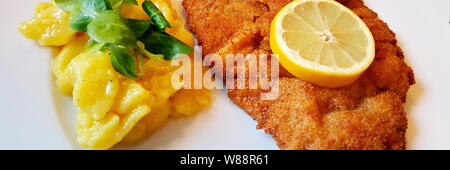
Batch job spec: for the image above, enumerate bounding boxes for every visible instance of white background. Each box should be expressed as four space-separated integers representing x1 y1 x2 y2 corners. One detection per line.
0 0 449 149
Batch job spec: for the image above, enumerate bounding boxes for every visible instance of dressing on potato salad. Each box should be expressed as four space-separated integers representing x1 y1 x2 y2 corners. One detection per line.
18 0 211 149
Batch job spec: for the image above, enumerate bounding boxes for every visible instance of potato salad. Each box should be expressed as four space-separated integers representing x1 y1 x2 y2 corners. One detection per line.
18 0 211 150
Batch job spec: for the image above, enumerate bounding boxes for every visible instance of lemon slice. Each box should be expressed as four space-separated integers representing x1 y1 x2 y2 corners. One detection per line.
270 0 375 88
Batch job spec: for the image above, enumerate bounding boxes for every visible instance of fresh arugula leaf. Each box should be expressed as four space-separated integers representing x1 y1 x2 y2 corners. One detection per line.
139 31 192 60
109 44 139 78
87 11 137 46
69 0 108 32
54 0 80 12
142 1 171 31
126 19 151 38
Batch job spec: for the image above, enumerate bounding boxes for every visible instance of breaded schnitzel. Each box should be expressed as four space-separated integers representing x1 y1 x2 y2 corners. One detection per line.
183 0 415 149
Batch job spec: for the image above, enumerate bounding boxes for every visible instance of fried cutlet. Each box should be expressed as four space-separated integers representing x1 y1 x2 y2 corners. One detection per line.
183 0 415 150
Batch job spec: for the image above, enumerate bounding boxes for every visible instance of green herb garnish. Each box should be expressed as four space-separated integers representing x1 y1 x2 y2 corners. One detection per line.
87 11 136 46
54 0 192 78
142 1 171 31
140 30 192 60
126 19 151 38
109 44 139 78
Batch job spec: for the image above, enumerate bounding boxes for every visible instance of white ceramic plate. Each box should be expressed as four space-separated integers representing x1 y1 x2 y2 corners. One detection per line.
0 0 449 150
